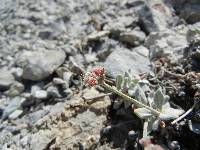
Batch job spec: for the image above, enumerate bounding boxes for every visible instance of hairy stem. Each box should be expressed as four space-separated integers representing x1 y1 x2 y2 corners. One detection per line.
102 82 160 116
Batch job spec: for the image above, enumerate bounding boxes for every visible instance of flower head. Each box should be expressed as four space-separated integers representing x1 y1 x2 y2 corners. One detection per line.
83 66 105 86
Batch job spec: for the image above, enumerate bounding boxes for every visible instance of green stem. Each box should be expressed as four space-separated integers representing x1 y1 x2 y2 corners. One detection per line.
102 82 160 116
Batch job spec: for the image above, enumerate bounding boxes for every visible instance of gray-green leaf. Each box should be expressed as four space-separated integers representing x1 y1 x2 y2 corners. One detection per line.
116 74 123 90
134 108 153 119
153 87 165 110
135 85 148 104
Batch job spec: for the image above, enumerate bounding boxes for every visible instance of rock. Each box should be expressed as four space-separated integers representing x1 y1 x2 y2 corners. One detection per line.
22 109 49 125
6 81 24 97
104 47 151 78
0 68 15 90
8 109 23 120
29 130 55 150
179 3 200 24
32 90 48 99
47 85 62 98
132 45 149 57
10 67 23 79
52 78 65 85
1 97 24 120
119 29 146 46
137 0 173 33
103 20 127 37
16 50 66 81
187 22 200 42
145 26 188 60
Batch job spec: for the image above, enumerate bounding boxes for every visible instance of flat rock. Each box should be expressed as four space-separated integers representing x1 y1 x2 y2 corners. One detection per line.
0 68 15 90
145 26 188 60
16 50 66 81
104 47 151 78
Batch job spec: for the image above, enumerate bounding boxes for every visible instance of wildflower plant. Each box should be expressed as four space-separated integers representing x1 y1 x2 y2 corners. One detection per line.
83 67 185 136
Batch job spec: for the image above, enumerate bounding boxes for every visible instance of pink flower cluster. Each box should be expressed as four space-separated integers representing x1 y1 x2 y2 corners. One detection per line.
83 66 105 86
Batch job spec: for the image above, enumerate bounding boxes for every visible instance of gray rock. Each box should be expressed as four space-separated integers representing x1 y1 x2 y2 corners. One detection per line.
53 78 65 85
47 85 62 98
29 130 54 150
145 26 188 60
22 109 49 125
0 68 15 90
6 81 24 97
104 47 151 78
2 97 24 120
119 29 146 46
10 67 23 79
8 109 23 120
16 50 66 81
137 0 173 33
187 22 200 42
179 3 200 24
32 90 48 99
132 45 149 57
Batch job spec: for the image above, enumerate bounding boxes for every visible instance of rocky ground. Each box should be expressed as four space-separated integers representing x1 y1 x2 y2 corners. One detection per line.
1 0 200 149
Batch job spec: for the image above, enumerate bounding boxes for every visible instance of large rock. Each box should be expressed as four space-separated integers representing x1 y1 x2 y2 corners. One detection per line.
0 68 15 90
16 50 66 81
145 26 188 60
172 0 200 24
104 47 151 78
137 0 174 33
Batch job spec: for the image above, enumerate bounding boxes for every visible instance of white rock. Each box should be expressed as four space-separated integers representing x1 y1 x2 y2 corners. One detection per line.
32 90 48 99
8 109 23 120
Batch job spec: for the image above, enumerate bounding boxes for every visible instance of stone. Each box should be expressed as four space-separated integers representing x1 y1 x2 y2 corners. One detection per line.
187 22 200 42
0 68 15 90
10 67 23 79
104 47 151 78
52 78 65 85
6 81 24 97
32 90 48 99
179 3 200 24
137 0 173 33
47 86 62 98
8 109 23 120
29 130 55 150
1 97 24 120
132 45 149 57
119 29 146 46
16 49 66 81
145 26 188 60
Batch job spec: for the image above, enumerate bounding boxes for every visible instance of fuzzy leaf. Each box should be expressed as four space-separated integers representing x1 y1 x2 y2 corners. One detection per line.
134 108 153 119
159 113 177 120
116 74 123 90
153 87 165 110
162 107 184 118
123 77 130 91
188 120 200 134
147 117 157 134
135 85 148 104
